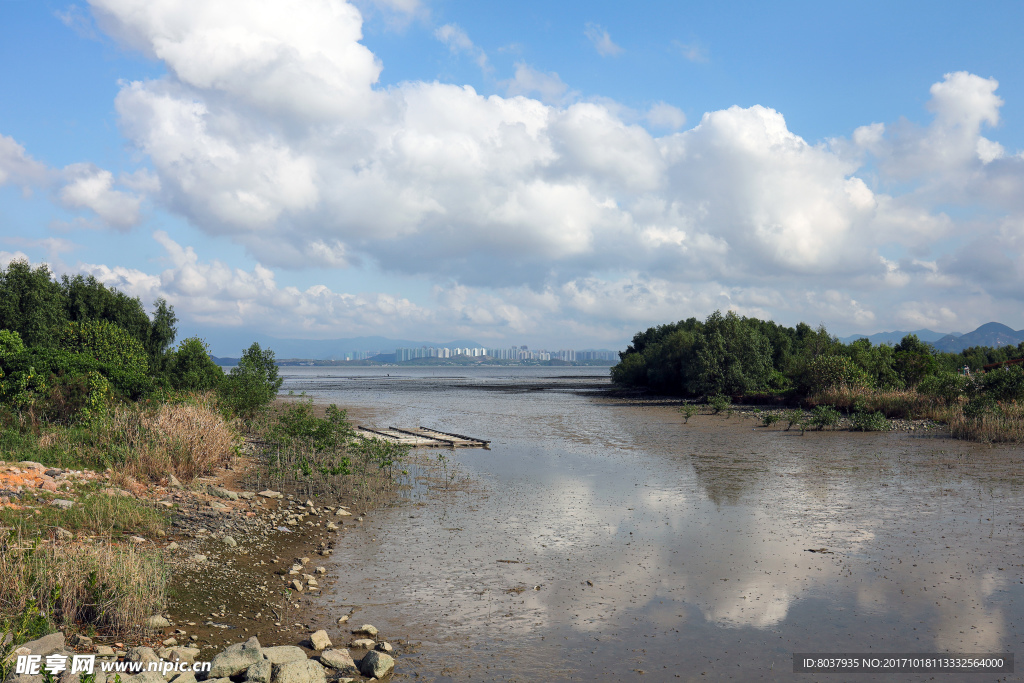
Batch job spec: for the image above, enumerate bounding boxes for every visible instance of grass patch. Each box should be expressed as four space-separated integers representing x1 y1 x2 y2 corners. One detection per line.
6 395 240 483
0 533 167 639
0 489 168 539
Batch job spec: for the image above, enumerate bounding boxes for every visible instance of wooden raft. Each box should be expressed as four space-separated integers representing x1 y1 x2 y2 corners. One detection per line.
356 426 490 449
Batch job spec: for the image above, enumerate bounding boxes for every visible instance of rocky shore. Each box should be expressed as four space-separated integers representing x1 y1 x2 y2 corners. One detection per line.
7 628 395 682
1 453 404 682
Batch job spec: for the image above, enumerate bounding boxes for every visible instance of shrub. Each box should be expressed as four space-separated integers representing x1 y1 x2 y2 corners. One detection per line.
918 371 968 405
762 413 781 427
804 355 869 394
271 400 356 452
707 394 731 414
980 365 1024 402
679 404 697 423
219 343 282 417
810 405 841 430
784 409 803 430
851 410 890 431
167 337 223 392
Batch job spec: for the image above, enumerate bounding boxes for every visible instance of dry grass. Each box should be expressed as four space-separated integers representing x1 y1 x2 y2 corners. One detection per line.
40 396 239 483
808 386 948 421
808 385 1024 443
949 401 1024 443
0 532 167 637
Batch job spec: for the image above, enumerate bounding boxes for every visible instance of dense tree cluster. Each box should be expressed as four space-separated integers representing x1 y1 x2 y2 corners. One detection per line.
612 310 1024 401
0 261 281 420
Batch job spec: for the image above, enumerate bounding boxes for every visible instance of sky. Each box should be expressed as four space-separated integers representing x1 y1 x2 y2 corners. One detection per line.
2 0 1024 356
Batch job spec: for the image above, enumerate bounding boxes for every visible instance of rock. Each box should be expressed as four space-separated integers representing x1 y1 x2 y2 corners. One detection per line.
336 615 349 624
318 649 357 674
145 615 171 629
309 630 331 651
335 509 352 517
166 542 179 551
189 554 207 563
169 673 197 683
258 490 283 499
162 637 178 647
54 527 74 540
325 522 339 531
245 659 272 683
209 501 229 511
290 580 303 592
125 672 165 683
209 486 239 501
18 461 44 469
315 567 326 574
51 499 75 510
96 646 116 656
208 636 263 678
222 535 237 548
69 634 93 648
272 659 326 683
349 639 375 650
126 646 160 667
21 632 65 656
130 536 148 544
239 491 256 500
358 651 395 679
168 474 183 488
353 624 378 637
168 647 200 664
375 642 393 654
261 646 307 665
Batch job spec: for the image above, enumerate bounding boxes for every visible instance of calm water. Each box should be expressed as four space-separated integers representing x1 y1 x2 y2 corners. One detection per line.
279 367 1024 681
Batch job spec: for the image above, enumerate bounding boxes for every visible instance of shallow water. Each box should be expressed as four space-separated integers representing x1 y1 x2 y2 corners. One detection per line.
280 367 1024 681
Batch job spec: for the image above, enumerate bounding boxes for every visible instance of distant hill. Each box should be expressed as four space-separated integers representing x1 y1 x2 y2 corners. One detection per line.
838 329 958 345
930 322 1024 353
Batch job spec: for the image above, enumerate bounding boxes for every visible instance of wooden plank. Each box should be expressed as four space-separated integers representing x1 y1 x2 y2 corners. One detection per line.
418 426 490 446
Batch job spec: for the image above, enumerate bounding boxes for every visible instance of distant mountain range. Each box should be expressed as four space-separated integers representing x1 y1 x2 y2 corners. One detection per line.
837 329 957 345
841 322 1024 353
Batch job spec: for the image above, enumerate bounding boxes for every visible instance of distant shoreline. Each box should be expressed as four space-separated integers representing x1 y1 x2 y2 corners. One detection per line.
212 356 616 368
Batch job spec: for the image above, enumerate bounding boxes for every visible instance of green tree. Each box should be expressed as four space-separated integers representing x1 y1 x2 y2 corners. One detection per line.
219 343 283 416
894 334 939 387
147 298 178 371
57 320 151 398
167 337 223 392
0 261 68 347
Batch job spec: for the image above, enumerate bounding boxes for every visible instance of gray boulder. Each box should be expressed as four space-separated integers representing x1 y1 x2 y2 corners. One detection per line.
245 659 272 683
261 645 306 665
358 651 395 679
308 630 331 651
125 673 165 683
271 660 326 683
20 632 65 656
208 637 263 678
318 649 357 675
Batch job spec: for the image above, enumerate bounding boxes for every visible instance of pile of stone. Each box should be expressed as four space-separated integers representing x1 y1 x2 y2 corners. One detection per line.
4 629 395 683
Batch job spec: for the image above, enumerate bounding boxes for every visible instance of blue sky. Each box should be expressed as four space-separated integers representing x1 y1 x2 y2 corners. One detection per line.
2 0 1023 355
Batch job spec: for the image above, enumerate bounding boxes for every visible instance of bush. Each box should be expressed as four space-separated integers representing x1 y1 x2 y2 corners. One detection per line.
219 343 283 417
762 413 781 427
804 355 869 394
271 400 356 452
679 404 697 423
980 365 1024 402
851 410 890 431
810 405 841 430
167 337 223 392
918 371 968 405
784 409 803 430
707 394 731 414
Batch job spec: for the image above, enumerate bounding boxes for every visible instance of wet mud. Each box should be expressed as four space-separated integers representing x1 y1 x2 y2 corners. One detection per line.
280 367 1024 681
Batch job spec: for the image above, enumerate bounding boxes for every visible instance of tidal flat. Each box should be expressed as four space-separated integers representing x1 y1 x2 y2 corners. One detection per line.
281 367 1024 681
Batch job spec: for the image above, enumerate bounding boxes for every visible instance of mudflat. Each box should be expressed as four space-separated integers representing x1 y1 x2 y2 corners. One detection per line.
281 367 1024 681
